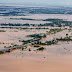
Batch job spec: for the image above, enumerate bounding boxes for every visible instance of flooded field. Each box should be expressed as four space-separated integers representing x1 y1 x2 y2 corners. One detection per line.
0 14 72 72
0 14 72 24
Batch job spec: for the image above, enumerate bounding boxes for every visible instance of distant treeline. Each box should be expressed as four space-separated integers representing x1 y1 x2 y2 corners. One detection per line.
0 23 55 27
0 23 30 26
43 18 72 27
1 6 72 16
10 18 36 20
0 18 72 27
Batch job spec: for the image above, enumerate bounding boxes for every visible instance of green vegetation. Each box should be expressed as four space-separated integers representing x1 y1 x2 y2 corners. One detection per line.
56 37 72 41
66 34 68 36
0 30 6 32
10 18 36 20
48 28 62 34
22 48 24 51
43 19 63 21
28 34 43 39
43 18 72 27
0 26 49 30
41 40 57 45
0 18 72 27
0 27 13 29
6 50 10 53
29 48 31 51
22 39 34 44
43 34 46 38
22 30 59 47
37 47 45 51
0 51 4 54
34 45 40 47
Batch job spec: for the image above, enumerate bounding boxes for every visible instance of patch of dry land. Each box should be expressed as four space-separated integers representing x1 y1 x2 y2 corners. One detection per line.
0 26 72 72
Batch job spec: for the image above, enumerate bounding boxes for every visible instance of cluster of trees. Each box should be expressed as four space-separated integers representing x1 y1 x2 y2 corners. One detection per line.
40 40 57 45
0 18 72 27
43 18 72 27
10 18 35 20
47 28 62 34
22 39 34 44
56 37 72 41
0 51 4 54
0 23 30 26
37 47 45 51
28 34 43 39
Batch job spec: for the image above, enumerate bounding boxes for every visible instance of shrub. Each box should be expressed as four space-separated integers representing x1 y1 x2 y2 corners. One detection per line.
29 48 31 51
34 45 40 47
0 51 4 54
37 47 45 51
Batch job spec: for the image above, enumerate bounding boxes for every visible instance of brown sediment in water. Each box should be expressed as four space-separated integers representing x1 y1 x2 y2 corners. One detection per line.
0 54 72 72
0 25 72 72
